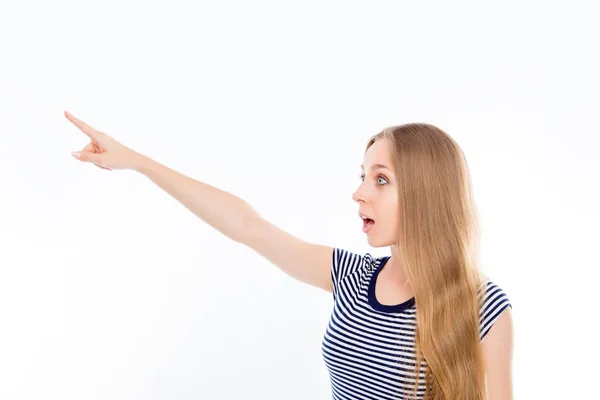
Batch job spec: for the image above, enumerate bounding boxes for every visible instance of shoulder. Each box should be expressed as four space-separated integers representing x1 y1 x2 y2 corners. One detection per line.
331 247 377 281
479 277 512 341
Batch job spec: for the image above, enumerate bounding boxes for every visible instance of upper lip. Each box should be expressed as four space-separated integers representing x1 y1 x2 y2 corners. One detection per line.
358 212 374 221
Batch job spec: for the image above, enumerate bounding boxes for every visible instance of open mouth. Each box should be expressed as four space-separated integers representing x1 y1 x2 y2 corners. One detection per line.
363 217 375 231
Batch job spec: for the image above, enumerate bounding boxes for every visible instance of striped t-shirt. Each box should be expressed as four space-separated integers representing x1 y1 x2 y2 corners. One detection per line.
321 248 512 400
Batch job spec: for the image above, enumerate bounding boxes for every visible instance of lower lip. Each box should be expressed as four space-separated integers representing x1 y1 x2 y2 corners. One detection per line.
363 220 375 233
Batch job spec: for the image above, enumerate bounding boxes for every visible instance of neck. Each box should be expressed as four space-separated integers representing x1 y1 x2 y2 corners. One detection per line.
388 245 410 286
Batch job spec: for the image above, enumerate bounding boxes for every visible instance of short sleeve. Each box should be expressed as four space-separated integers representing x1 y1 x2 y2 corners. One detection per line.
331 248 373 301
479 279 512 342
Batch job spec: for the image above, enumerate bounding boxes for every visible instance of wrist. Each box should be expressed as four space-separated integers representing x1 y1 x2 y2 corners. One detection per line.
131 151 152 174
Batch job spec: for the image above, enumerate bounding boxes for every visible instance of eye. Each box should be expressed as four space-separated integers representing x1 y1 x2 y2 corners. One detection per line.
359 174 388 186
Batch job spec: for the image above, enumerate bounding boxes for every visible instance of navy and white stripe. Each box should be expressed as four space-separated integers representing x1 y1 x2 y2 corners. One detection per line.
321 248 512 400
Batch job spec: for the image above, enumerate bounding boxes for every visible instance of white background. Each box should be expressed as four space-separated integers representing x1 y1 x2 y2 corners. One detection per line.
1 1 598 399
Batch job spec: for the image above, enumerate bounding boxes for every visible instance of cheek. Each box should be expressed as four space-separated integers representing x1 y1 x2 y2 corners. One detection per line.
377 208 398 233
382 198 399 220
387 206 400 231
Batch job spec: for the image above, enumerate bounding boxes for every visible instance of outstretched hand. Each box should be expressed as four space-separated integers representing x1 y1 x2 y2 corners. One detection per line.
66 110 141 171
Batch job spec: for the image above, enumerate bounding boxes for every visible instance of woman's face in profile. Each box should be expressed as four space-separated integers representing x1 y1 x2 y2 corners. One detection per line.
352 137 399 247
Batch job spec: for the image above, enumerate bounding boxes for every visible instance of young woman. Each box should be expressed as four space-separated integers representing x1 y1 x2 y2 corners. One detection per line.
67 110 513 399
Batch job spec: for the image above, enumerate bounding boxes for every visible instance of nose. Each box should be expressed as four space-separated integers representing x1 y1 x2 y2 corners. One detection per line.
352 185 365 204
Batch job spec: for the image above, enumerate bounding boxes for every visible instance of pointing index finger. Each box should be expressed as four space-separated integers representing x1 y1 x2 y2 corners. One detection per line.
64 110 102 141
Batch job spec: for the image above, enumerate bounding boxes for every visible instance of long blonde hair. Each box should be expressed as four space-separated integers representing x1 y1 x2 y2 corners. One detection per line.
365 124 488 399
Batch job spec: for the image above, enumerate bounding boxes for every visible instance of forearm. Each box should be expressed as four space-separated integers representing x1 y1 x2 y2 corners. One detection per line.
133 153 257 243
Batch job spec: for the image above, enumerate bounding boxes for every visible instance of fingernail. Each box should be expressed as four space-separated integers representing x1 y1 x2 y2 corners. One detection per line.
71 151 81 159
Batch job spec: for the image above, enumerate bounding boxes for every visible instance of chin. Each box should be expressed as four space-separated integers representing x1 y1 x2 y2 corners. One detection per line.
367 232 395 248
367 236 387 248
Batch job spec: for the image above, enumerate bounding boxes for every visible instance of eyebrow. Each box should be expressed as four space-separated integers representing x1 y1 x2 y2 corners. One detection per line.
360 163 393 171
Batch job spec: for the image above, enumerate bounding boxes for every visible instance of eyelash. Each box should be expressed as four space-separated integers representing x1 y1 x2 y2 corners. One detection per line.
359 174 389 186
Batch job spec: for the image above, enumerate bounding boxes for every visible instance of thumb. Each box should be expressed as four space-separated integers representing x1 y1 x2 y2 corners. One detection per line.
71 151 101 164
